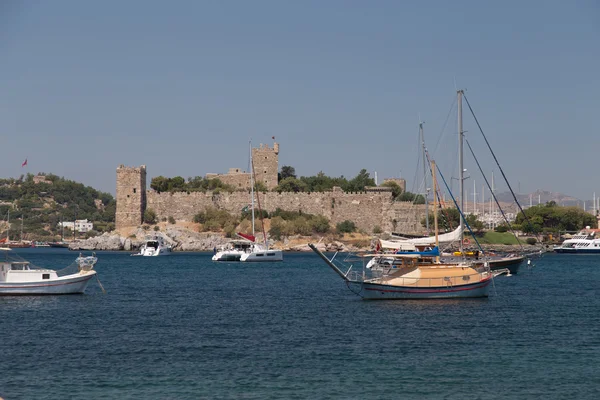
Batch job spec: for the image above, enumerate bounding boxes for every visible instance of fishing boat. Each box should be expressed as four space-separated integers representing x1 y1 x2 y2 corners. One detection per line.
131 235 171 256
0 247 99 295
310 160 492 300
553 228 600 253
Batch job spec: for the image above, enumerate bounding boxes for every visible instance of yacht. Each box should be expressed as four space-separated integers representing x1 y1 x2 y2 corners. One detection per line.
212 239 253 261
554 229 600 253
132 235 171 256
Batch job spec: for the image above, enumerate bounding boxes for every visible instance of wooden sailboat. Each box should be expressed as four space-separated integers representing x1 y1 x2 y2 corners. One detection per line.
309 160 492 300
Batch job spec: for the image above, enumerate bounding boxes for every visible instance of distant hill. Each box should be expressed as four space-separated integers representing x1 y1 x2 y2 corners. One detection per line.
495 190 583 207
0 173 115 240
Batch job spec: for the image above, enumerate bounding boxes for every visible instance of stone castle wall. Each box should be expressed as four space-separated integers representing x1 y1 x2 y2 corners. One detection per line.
145 189 427 234
206 142 279 190
116 165 147 229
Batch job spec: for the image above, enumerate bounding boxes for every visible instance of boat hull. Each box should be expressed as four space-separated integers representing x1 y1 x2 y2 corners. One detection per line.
212 251 243 261
240 250 283 262
0 271 97 295
554 248 600 254
360 277 491 300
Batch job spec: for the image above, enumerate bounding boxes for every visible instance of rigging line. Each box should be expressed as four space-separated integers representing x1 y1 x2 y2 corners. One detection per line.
462 94 534 230
465 139 525 253
423 146 456 231
435 164 485 254
432 97 457 157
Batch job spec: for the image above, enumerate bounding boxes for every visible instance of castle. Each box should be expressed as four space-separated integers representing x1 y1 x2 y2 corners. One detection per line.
116 142 424 234
205 142 279 190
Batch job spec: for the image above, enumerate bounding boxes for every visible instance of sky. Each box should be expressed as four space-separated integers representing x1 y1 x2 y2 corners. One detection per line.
1 0 599 201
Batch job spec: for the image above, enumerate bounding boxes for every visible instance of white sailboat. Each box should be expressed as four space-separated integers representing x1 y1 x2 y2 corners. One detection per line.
212 141 283 262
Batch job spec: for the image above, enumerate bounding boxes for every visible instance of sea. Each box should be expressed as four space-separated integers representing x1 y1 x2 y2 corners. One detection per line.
0 248 598 400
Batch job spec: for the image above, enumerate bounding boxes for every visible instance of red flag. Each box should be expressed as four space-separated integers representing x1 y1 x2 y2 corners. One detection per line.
21 158 27 167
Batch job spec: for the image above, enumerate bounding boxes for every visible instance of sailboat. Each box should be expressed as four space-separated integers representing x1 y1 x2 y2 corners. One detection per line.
212 141 283 262
1 210 32 248
310 160 492 300
239 142 283 262
370 90 526 274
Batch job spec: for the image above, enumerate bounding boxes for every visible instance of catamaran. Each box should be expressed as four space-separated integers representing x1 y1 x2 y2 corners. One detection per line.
212 141 283 262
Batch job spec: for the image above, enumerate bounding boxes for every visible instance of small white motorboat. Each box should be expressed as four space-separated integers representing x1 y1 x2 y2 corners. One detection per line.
132 235 171 256
0 247 99 295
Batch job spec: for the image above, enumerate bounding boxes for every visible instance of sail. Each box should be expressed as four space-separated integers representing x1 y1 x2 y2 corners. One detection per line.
236 232 256 242
378 225 462 249
407 225 462 245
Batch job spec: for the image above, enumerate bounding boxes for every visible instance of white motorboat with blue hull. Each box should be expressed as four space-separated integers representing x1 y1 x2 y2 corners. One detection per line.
554 230 600 253
0 248 98 295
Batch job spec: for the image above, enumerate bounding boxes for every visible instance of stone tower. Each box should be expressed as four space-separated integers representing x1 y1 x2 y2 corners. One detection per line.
252 142 279 190
116 165 147 229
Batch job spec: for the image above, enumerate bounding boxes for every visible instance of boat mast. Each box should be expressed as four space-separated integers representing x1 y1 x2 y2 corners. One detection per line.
249 140 255 235
432 160 439 263
457 89 465 254
20 215 23 242
420 121 429 234
7 209 9 243
250 157 268 249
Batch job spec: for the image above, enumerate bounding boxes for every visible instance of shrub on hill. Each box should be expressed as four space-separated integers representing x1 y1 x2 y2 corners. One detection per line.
336 220 356 233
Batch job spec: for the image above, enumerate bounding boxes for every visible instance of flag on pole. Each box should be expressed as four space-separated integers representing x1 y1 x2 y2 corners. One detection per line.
271 136 275 140
21 158 28 167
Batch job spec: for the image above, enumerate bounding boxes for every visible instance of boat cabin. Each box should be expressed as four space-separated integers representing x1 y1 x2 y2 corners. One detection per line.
0 259 58 283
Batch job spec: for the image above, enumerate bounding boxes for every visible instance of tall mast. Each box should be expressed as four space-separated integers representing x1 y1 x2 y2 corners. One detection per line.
458 89 465 253
432 160 439 263
20 216 23 242
420 121 429 234
249 140 255 235
7 209 9 243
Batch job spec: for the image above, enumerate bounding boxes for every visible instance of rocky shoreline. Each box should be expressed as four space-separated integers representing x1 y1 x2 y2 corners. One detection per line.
68 226 539 254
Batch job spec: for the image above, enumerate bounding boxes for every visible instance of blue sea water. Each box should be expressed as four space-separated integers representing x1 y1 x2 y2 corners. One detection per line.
0 249 599 399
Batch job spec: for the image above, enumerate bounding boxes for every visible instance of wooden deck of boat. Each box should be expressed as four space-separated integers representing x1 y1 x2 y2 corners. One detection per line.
379 265 482 287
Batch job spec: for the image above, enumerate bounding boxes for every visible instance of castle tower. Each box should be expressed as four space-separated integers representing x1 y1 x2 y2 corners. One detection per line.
116 165 147 229
252 142 279 190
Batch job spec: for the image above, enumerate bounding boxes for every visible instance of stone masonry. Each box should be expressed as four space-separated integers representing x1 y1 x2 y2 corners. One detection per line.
116 165 147 229
205 142 279 191
116 153 427 234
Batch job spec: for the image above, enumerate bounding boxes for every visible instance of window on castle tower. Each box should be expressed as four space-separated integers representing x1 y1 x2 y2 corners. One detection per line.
264 170 267 173
133 188 137 194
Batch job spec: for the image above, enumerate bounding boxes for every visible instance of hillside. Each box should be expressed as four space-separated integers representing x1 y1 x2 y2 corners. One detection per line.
0 173 115 240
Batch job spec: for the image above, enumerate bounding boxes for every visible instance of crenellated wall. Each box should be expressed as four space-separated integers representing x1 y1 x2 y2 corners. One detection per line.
145 189 427 234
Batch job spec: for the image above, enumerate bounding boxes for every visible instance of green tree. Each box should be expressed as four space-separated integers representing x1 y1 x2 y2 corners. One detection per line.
143 209 157 224
336 220 357 233
274 177 308 193
279 165 296 181
344 169 375 192
381 181 402 199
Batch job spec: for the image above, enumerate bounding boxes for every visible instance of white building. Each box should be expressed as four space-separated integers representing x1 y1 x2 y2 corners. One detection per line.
58 219 94 233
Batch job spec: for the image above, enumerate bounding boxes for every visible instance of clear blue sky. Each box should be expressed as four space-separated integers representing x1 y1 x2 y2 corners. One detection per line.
1 1 598 200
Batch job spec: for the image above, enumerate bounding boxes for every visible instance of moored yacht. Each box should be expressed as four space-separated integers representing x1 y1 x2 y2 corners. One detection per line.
554 228 600 253
132 235 171 256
